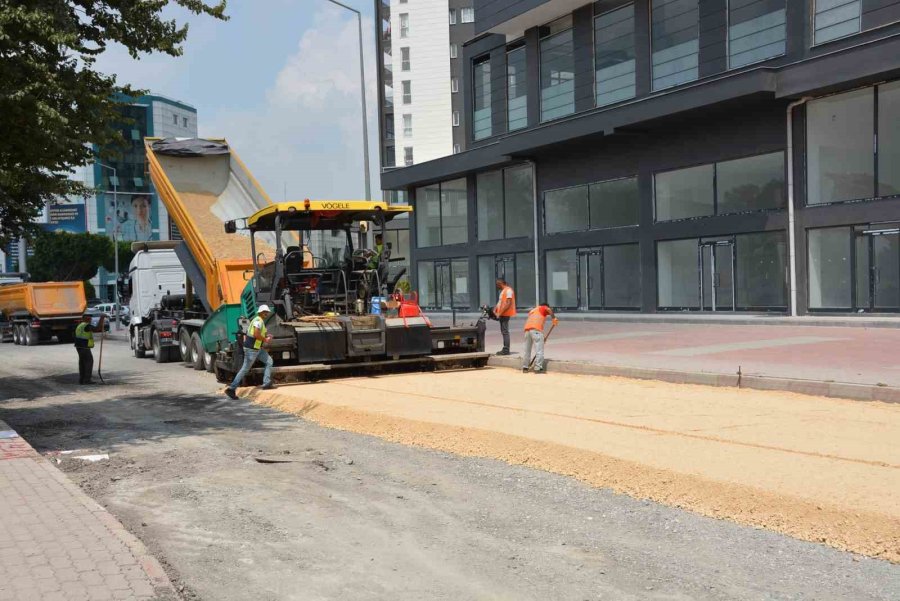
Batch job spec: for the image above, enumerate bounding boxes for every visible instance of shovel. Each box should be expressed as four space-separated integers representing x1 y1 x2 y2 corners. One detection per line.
97 317 107 384
528 321 557 369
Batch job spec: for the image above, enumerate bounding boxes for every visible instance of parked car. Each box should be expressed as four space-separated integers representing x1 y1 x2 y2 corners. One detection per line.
94 303 129 323
83 308 111 332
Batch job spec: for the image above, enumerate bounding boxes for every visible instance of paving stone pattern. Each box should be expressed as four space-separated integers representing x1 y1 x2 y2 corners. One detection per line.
0 423 173 601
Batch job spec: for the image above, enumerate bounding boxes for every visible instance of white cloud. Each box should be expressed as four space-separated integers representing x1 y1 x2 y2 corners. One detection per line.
203 7 381 202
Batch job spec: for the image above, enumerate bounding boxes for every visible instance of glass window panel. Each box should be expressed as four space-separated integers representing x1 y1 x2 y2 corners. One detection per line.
546 249 578 307
807 227 851 309
595 4 636 107
401 47 410 71
473 59 492 140
507 47 528 131
603 244 641 308
807 88 874 204
540 29 575 121
814 0 860 44
654 164 714 221
504 165 534 238
735 231 786 308
415 185 441 247
728 1 785 68
417 261 435 306
854 231 870 309
451 260 470 308
402 114 412 137
873 233 900 309
545 186 588 233
651 0 699 90
476 171 504 240
717 152 785 214
878 81 900 197
589 176 639 228
440 178 468 245
478 256 495 307
657 239 700 308
516 252 536 307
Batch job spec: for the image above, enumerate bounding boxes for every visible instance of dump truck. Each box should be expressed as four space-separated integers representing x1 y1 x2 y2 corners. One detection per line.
0 280 87 345
146 137 487 383
124 242 204 365
134 137 278 369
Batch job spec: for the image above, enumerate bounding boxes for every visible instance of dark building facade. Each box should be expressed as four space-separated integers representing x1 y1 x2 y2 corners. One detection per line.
380 0 900 315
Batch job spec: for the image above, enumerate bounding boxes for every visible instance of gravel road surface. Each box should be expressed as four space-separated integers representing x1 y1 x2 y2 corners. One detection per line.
1 338 897 600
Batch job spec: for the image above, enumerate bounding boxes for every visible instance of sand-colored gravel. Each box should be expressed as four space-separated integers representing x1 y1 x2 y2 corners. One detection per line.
244 368 900 563
179 191 275 260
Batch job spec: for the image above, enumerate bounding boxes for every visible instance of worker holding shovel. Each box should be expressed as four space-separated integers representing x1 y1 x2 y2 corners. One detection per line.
522 302 557 374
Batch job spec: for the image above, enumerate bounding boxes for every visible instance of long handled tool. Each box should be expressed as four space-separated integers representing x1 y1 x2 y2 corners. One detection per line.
528 321 556 369
97 318 106 384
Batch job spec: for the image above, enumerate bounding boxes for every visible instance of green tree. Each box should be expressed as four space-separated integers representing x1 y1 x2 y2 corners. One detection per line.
0 0 227 246
28 231 112 282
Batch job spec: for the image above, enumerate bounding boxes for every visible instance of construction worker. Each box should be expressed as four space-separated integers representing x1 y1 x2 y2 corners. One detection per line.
74 313 104 385
494 278 516 355
367 233 385 269
522 302 557 374
224 304 274 399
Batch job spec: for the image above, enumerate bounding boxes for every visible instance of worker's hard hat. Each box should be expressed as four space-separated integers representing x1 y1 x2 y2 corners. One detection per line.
257 304 271 314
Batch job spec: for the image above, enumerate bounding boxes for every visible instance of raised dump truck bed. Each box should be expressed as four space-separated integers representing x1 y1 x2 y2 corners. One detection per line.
0 281 87 345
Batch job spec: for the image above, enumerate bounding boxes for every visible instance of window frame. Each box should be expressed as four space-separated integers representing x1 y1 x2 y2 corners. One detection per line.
476 164 534 241
592 2 637 108
402 114 412 137
725 0 787 69
472 55 492 140
539 25 576 122
653 150 786 223
403 146 414 166
506 44 528 131
450 43 458 59
449 8 457 25
811 0 861 47
415 179 469 248
401 80 412 104
460 7 475 23
400 13 409 38
401 47 410 71
543 175 640 235
649 0 701 92
452 111 460 127
451 77 459 93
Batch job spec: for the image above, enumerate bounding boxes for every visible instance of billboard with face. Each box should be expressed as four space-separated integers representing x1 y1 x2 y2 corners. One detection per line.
102 192 158 242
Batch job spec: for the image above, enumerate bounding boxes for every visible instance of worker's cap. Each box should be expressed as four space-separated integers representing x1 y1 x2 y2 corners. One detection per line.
257 304 272 314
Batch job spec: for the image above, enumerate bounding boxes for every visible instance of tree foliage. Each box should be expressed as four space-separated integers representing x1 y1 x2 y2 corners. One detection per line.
0 0 227 246
28 231 113 282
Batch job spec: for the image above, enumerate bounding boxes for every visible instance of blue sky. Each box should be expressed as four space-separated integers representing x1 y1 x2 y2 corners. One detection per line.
94 0 380 201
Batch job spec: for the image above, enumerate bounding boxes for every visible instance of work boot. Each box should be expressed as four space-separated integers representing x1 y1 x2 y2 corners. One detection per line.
533 368 546 374
224 388 238 400
261 383 275 390
495 349 510 356
521 368 529 374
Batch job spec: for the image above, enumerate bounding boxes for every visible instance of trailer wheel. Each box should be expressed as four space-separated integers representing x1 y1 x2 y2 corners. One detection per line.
190 333 205 370
12 326 20 345
178 329 192 363
24 326 38 346
152 331 169 363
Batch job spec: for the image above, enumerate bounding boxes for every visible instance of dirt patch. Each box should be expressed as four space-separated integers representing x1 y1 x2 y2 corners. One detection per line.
246 370 900 563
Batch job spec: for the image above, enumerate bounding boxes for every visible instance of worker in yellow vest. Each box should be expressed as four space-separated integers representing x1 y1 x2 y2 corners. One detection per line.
522 302 557 374
74 313 104 385
493 278 516 355
225 305 274 399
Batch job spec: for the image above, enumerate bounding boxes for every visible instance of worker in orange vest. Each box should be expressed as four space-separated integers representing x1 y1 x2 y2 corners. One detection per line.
493 278 516 355
522 302 557 374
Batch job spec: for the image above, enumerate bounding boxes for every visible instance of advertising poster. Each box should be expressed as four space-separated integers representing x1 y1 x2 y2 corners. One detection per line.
42 204 87 234
100 192 158 242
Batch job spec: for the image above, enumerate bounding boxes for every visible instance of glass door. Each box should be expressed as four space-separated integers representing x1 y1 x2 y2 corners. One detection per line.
699 240 735 311
855 226 900 311
576 248 603 310
436 261 452 310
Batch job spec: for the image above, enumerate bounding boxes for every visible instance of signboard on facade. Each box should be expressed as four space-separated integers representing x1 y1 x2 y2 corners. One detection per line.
42 204 86 234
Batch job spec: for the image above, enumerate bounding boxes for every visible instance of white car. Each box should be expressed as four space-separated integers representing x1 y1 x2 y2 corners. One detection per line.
94 303 130 322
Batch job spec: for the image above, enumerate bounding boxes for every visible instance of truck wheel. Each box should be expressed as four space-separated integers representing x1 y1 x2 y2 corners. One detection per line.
204 349 216 373
12 326 20 345
152 331 169 364
178 329 192 363
132 330 146 359
190 333 205 370
24 326 38 346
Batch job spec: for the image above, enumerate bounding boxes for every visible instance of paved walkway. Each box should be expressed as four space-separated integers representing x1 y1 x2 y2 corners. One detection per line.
0 421 174 601
439 317 900 387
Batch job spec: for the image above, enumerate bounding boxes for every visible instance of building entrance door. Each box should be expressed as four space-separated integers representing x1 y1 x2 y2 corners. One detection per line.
855 226 900 311
494 255 515 283
435 261 452 310
699 240 735 311
576 248 604 310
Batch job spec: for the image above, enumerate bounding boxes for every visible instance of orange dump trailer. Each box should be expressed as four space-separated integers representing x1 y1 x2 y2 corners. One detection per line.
0 281 87 345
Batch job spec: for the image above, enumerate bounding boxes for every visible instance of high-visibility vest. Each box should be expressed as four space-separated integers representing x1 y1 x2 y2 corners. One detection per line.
75 322 94 349
523 306 550 332
497 286 517 317
246 316 267 350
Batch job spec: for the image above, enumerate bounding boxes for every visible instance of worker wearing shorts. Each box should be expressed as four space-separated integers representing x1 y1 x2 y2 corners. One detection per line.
522 303 557 374
225 305 274 398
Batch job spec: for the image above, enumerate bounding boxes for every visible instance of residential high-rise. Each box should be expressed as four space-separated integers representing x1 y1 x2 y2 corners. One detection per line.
380 0 900 317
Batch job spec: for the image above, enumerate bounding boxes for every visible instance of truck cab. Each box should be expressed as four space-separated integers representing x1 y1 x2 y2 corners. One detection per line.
126 244 187 362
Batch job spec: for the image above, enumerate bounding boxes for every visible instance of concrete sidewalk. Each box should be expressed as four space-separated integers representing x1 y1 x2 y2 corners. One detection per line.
0 421 174 601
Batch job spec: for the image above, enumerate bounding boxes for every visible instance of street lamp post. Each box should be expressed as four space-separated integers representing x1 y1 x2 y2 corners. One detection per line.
322 0 372 204
96 162 121 331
